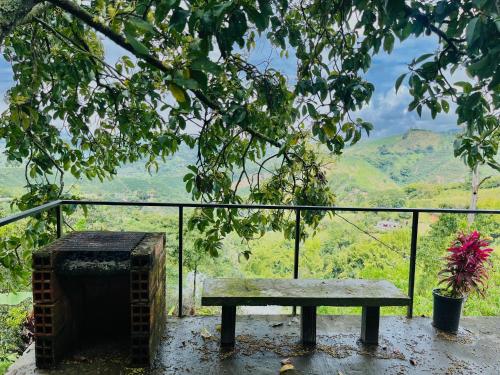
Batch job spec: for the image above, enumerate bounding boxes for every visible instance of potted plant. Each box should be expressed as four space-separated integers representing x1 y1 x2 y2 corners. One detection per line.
433 230 493 333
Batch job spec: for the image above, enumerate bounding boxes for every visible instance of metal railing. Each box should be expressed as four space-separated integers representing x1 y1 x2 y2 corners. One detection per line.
1 199 499 318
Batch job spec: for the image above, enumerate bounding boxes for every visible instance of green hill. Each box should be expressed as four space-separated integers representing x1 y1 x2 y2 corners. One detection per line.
345 130 470 184
1 129 498 208
326 129 498 206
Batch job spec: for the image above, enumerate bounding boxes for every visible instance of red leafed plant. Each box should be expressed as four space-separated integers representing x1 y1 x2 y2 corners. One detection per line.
438 231 494 298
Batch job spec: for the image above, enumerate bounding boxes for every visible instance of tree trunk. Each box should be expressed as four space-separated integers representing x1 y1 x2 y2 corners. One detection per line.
467 166 479 226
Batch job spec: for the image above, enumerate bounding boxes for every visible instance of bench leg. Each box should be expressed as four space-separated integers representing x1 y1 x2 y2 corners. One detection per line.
220 306 236 348
361 306 380 345
300 306 316 346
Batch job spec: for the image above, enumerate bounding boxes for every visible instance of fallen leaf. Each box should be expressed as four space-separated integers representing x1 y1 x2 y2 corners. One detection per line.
215 324 221 332
200 328 212 339
281 358 292 365
280 364 295 373
409 358 417 366
271 322 284 327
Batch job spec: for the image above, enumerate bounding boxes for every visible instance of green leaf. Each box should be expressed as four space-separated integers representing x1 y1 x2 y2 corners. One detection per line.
124 32 149 55
441 100 450 113
455 81 473 93
190 69 208 89
486 161 500 171
466 17 480 47
395 73 406 92
191 56 221 74
168 83 186 103
155 0 180 22
351 129 361 145
212 1 233 18
414 53 434 64
173 77 199 90
122 56 135 68
408 99 419 112
170 8 190 32
128 18 154 33
467 56 493 79
258 0 273 17
384 0 405 17
323 122 336 138
306 103 317 117
245 5 267 31
360 121 374 135
472 0 489 9
383 33 395 53
233 108 247 123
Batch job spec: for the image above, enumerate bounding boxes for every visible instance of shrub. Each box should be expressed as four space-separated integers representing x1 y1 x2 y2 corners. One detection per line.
438 231 494 298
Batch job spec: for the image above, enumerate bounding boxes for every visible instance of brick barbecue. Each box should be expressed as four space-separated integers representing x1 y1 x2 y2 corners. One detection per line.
32 231 166 368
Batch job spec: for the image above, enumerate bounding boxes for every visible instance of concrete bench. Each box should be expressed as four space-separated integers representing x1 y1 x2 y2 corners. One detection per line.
201 278 410 347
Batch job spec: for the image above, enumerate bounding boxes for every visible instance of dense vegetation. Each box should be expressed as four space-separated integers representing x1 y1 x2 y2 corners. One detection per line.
0 0 498 371
0 0 498 269
1 130 498 308
0 301 31 373
0 129 498 372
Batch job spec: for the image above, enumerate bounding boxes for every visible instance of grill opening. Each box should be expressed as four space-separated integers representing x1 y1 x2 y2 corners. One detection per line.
61 274 131 345
33 231 166 368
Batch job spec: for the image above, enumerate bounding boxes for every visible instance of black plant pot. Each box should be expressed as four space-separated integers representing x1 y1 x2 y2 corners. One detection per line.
432 288 464 333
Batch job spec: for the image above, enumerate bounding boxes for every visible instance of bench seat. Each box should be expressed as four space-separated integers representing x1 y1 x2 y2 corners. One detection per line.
201 278 410 347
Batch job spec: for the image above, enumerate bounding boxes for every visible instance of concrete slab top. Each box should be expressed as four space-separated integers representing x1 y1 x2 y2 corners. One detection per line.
202 278 410 306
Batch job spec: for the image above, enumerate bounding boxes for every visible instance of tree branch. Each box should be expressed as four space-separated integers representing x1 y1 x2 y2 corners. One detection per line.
0 0 42 43
405 6 460 53
45 0 283 148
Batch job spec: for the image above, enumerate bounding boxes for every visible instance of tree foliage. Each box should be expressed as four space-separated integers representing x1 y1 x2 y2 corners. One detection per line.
0 0 498 271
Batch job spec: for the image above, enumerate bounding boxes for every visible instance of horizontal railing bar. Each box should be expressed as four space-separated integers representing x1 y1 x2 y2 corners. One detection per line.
1 199 499 229
0 200 62 228
61 200 500 215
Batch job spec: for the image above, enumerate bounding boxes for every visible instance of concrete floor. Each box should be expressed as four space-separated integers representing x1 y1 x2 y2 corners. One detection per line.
7 315 500 375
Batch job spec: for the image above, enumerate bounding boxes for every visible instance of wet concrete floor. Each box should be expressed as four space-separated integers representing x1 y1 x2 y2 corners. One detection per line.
7 315 500 374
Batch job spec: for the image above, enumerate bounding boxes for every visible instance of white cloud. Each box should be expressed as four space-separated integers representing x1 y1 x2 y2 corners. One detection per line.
357 85 458 138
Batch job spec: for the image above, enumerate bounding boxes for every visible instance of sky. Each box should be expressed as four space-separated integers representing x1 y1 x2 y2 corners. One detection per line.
245 34 459 138
0 32 458 139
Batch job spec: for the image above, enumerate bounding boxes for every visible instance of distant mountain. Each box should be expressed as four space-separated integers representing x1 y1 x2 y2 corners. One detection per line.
0 129 498 204
322 129 500 206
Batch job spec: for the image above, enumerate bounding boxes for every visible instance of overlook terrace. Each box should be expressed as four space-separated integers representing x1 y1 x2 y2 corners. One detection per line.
1 199 499 319
1 200 499 374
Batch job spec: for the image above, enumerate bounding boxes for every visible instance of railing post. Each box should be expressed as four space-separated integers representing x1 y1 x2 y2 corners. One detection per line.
292 208 301 316
407 211 419 318
55 205 63 238
178 206 184 318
